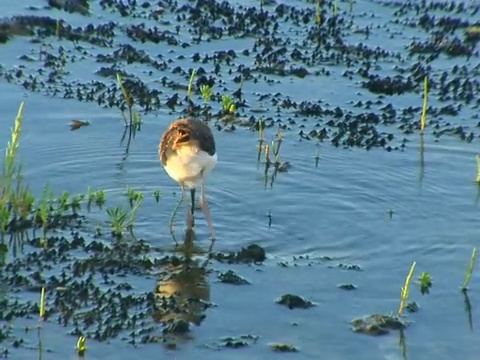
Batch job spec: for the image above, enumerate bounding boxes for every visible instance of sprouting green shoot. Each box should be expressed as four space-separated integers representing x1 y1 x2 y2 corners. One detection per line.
1 102 27 247
258 119 264 144
256 119 265 164
315 0 322 25
95 189 106 209
106 206 128 238
4 102 25 189
398 261 416 317
273 128 283 163
461 247 477 292
334 0 338 15
116 73 136 130
200 84 213 103
127 197 143 238
70 194 83 214
132 109 142 130
76 336 86 356
419 272 432 295
86 186 94 211
420 76 428 133
39 287 46 319
106 196 143 239
116 73 133 109
476 156 480 184
19 189 35 221
153 189 161 203
187 68 197 101
126 187 143 208
56 18 61 38
58 191 70 213
265 144 271 166
221 95 236 114
10 183 28 222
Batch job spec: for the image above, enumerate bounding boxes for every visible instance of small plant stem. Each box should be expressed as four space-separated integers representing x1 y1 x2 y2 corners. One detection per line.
397 261 416 317
461 247 477 292
420 76 428 133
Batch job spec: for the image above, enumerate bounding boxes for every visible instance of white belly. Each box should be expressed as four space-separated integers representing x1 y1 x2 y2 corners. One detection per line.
164 148 217 189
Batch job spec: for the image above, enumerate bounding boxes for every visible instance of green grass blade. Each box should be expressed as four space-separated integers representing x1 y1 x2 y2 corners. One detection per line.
461 247 477 291
397 261 416 317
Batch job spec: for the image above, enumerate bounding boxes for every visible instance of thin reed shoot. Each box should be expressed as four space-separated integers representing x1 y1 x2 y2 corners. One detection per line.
187 68 197 102
116 73 133 125
461 247 477 292
397 261 416 317
39 287 46 320
420 76 428 133
273 128 283 164
3 102 25 194
315 0 322 25
257 119 265 164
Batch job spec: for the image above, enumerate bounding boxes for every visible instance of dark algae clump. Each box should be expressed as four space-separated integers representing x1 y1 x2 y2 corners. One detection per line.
270 343 298 352
276 294 314 309
211 244 266 264
338 283 357 290
352 314 407 336
218 270 250 285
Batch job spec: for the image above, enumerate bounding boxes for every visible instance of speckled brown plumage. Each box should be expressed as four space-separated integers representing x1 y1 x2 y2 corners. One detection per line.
158 117 217 241
159 117 215 166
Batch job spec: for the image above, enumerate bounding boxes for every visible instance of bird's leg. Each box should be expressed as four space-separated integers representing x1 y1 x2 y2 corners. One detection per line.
186 187 195 230
201 176 216 241
169 183 185 242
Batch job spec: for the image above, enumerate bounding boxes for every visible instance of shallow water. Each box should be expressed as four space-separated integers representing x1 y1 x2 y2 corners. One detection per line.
1 0 480 359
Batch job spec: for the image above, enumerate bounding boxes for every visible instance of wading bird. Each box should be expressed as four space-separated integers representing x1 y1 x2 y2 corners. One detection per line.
159 118 217 241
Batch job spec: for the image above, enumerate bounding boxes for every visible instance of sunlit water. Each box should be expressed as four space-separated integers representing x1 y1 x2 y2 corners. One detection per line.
1 0 480 359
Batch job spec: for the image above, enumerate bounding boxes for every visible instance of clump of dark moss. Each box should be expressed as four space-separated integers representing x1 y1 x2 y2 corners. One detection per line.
126 23 179 45
162 319 190 335
237 244 266 262
221 334 258 348
0 15 115 46
218 270 250 285
351 314 407 336
0 19 33 43
406 301 419 313
338 283 357 290
224 339 248 348
276 294 314 309
211 244 266 264
0 228 177 349
363 75 415 95
270 343 298 352
338 263 362 271
48 0 90 16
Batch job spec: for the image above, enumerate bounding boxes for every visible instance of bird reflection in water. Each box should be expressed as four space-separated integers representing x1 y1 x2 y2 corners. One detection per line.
152 229 214 338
